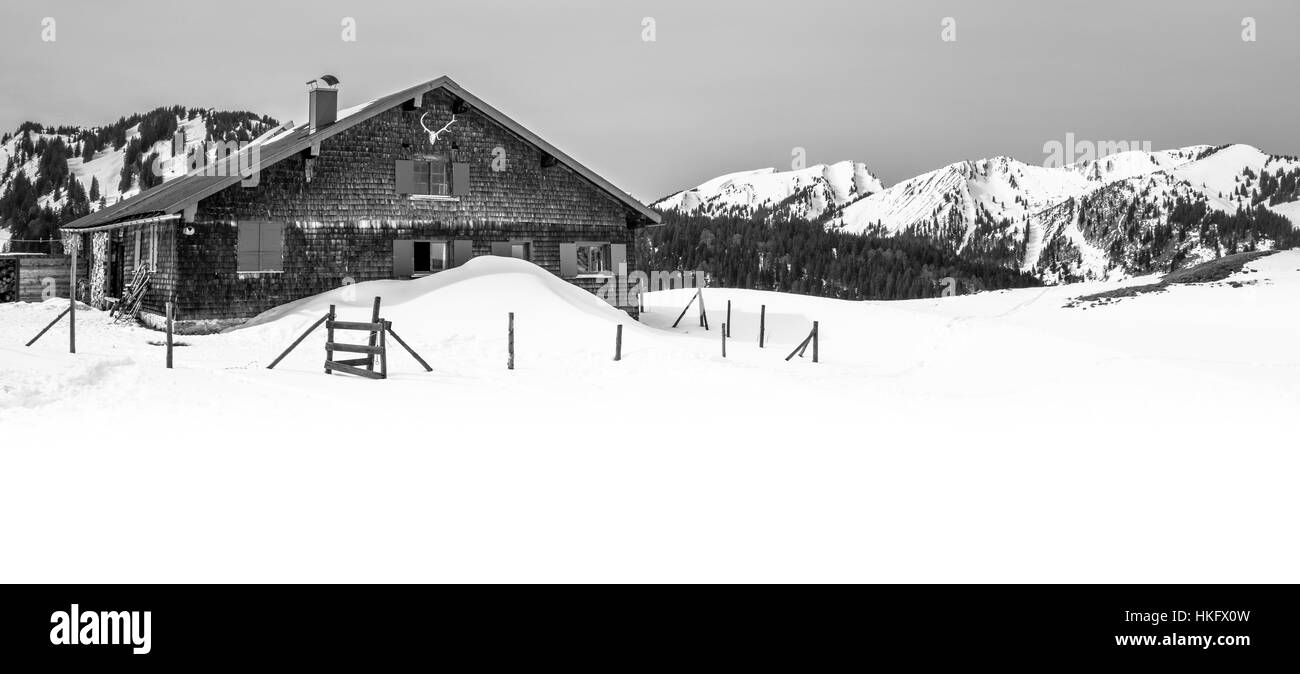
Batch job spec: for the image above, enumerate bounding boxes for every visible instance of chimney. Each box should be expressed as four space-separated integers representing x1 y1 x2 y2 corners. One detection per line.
307 78 339 133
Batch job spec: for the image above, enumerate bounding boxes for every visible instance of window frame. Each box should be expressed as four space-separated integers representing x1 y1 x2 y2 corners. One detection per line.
410 153 452 198
574 241 612 277
411 239 451 277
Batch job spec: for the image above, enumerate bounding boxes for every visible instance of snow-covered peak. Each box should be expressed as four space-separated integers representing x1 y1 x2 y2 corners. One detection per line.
1064 145 1207 182
654 160 883 220
830 145 1275 238
832 155 1095 238
1173 144 1298 200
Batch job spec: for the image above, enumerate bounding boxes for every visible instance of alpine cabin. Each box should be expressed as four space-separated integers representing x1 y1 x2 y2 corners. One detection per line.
59 75 661 330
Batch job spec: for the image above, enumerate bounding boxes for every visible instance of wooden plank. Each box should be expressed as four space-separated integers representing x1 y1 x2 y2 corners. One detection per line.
386 324 432 372
165 301 174 369
508 312 515 370
785 332 814 362
325 361 385 379
69 247 76 354
25 307 70 347
328 320 384 331
671 290 698 328
367 296 382 371
759 304 766 348
378 321 388 378
327 342 384 354
267 311 329 370
614 324 622 361
325 305 336 374
333 357 371 366
699 288 709 331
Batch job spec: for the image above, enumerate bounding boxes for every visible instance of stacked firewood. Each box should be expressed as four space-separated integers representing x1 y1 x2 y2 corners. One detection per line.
0 259 16 303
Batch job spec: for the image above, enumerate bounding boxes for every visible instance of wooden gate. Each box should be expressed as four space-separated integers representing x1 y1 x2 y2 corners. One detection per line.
325 297 387 379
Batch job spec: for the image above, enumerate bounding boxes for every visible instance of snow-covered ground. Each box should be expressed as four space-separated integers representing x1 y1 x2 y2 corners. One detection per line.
2 254 1299 582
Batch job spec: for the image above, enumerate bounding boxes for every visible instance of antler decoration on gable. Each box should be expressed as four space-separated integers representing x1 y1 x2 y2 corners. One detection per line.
419 112 458 146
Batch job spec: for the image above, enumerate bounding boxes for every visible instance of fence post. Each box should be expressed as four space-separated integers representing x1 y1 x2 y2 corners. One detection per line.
759 304 765 348
726 300 731 337
508 312 515 370
812 321 819 363
699 289 709 330
614 324 623 361
165 301 174 369
325 304 336 374
378 318 388 378
721 323 727 357
68 246 77 354
366 296 382 371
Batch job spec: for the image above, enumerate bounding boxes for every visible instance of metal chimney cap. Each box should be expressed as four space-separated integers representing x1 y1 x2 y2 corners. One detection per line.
306 74 341 90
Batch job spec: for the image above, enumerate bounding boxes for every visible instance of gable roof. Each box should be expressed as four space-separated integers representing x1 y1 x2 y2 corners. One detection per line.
62 76 661 232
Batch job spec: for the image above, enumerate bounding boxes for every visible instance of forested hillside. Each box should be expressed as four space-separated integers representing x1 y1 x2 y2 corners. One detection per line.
641 211 1041 300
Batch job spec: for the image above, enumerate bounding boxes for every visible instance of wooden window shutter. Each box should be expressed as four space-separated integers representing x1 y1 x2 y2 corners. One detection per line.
395 160 415 195
260 222 284 271
452 239 473 267
609 244 627 275
393 240 415 278
236 221 260 272
237 221 259 251
451 162 470 196
559 243 578 278
490 242 512 257
133 231 141 267
149 225 159 271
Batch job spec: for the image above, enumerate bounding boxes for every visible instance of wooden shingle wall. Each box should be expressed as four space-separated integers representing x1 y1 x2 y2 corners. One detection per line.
177 88 639 321
14 254 85 302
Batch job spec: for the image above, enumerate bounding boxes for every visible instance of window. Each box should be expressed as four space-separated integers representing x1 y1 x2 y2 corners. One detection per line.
490 240 531 260
396 158 469 197
394 239 470 278
413 241 449 274
133 227 157 272
237 221 284 272
560 242 626 279
576 244 609 275
411 156 450 196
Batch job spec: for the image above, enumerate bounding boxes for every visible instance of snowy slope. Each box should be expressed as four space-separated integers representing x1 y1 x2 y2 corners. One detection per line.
1172 144 1300 213
4 253 1300 582
832 147 1210 238
1025 145 1300 281
0 110 275 219
653 160 883 221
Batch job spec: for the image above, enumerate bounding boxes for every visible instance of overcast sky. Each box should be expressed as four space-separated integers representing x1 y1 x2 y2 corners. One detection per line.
1 0 1296 202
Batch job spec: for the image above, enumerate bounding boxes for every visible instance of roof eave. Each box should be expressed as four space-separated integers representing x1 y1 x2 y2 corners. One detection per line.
61 75 662 231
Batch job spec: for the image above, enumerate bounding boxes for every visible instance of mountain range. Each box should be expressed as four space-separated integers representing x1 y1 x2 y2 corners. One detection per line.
6 107 1299 288
655 145 1300 282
